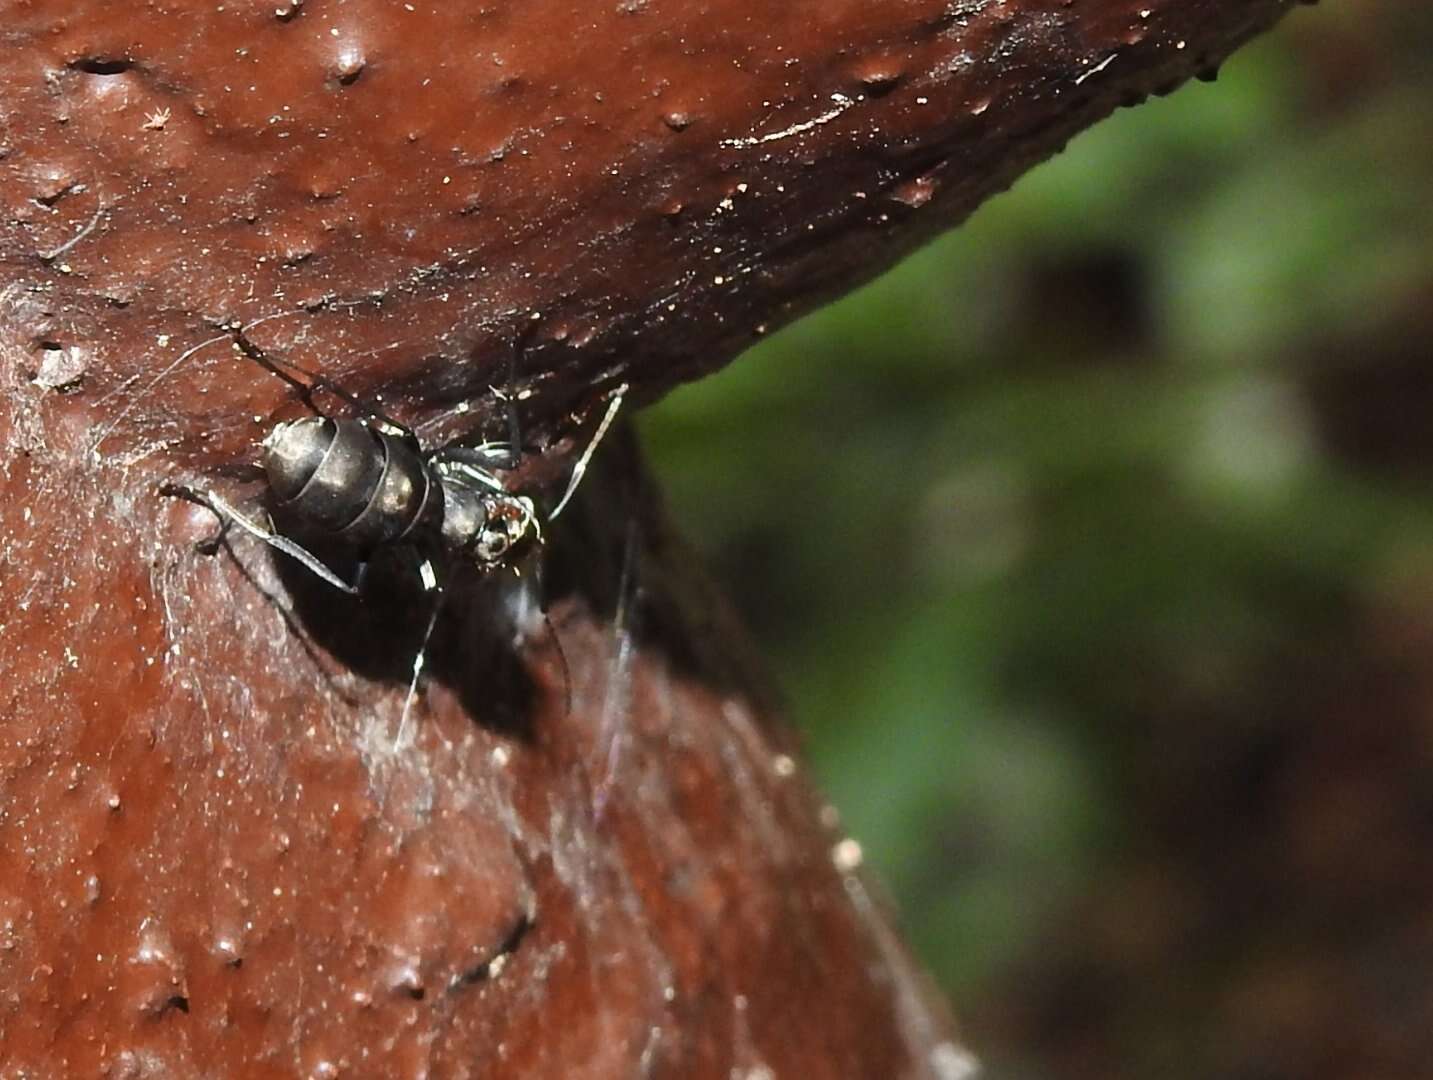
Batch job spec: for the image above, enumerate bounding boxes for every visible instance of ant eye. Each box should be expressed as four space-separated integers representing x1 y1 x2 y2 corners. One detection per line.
477 527 510 563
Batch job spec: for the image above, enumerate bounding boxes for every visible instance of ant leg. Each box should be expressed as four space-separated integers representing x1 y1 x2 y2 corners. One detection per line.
512 549 572 714
429 443 515 492
550 383 628 520
467 345 525 472
230 335 418 443
410 319 532 469
158 482 234 555
351 560 373 593
395 568 445 751
496 321 532 464
496 368 523 470
94 308 369 459
414 554 440 593
431 331 544 482
205 491 361 595
457 434 520 472
543 608 573 718
593 518 641 822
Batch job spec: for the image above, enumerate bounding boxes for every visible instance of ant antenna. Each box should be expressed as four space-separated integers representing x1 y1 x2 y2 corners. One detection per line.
512 544 573 716
550 383 628 521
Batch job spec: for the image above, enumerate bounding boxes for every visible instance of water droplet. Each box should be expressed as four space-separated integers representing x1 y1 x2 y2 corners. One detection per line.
892 174 938 208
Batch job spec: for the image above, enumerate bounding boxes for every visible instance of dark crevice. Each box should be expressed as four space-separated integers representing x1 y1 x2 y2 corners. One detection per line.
71 57 138 76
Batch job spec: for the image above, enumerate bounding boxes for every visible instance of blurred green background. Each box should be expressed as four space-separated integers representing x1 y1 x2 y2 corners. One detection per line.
640 2 1433 1077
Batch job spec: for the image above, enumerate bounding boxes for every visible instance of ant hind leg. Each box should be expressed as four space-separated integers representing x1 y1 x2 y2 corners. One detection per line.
231 336 418 444
159 482 232 556
204 491 362 595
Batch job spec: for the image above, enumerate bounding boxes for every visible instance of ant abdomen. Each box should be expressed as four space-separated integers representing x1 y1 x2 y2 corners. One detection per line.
262 417 439 547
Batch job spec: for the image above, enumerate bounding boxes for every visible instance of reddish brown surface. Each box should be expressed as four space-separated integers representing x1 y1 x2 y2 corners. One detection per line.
0 0 1296 1075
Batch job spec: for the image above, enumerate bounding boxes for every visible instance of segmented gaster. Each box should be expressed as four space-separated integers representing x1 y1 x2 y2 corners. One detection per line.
263 417 442 549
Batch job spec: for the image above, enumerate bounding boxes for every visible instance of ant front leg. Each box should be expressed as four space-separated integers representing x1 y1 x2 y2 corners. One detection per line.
395 553 446 751
426 366 528 485
425 325 546 485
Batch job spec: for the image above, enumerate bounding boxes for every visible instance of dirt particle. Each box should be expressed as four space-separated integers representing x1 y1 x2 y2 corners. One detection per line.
32 341 88 392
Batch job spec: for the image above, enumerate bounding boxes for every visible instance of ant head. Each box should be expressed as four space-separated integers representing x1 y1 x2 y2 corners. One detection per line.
474 493 541 571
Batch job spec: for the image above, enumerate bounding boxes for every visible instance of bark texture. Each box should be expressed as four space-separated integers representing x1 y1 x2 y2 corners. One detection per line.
0 0 1297 1075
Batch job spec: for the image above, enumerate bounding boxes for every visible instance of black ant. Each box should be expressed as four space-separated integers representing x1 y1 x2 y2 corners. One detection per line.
192 337 626 747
